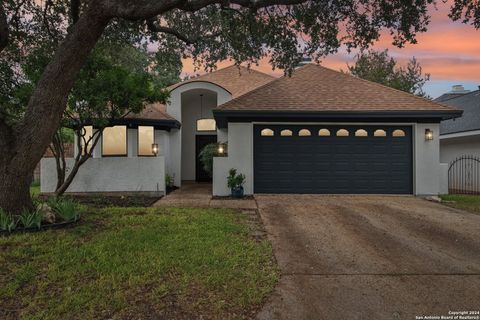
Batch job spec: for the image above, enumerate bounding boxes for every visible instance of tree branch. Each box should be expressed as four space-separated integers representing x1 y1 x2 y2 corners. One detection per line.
70 0 81 24
108 0 310 20
15 7 110 175
147 19 195 44
147 18 220 44
0 2 9 52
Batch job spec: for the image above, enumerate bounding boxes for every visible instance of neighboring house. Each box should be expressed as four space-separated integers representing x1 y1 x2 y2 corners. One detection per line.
41 64 461 196
436 86 480 163
435 84 471 102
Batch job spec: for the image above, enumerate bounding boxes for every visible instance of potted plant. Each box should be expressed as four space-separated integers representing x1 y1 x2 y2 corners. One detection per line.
227 168 246 198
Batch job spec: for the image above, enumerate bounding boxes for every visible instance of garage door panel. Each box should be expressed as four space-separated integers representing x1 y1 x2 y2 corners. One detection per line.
254 125 413 194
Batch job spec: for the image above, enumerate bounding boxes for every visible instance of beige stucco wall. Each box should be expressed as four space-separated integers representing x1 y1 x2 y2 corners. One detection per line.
213 123 254 196
42 128 167 194
414 123 441 195
41 156 165 194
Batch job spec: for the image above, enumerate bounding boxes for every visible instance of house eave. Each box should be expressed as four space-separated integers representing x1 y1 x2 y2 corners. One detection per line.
213 110 463 129
78 118 181 131
440 129 480 140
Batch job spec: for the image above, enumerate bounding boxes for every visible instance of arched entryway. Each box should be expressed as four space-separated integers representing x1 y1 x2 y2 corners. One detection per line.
181 88 218 182
166 81 232 186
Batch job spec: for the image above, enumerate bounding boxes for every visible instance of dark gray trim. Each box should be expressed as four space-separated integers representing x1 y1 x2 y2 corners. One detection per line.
80 118 180 131
111 118 181 131
213 110 462 128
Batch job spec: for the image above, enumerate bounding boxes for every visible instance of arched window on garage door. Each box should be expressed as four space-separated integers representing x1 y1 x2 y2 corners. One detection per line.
336 129 349 137
392 129 406 137
261 128 274 136
298 129 311 136
318 129 330 136
374 129 387 137
355 129 368 137
280 129 293 136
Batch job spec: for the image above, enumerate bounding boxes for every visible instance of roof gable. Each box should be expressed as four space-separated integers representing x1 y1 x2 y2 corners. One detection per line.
216 64 459 113
168 65 275 98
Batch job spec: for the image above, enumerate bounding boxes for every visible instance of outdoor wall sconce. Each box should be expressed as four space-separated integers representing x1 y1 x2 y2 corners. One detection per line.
217 144 225 155
425 129 434 141
152 143 159 156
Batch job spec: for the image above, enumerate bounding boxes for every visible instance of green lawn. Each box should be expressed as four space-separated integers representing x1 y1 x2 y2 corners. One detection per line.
30 182 40 197
0 207 278 319
440 194 480 214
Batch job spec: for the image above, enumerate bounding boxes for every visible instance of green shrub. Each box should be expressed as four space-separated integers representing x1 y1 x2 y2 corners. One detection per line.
48 198 80 222
198 142 227 177
165 173 175 188
0 209 17 232
18 209 42 230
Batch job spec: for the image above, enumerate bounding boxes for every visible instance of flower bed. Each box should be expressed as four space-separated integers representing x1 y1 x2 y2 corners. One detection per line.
0 197 81 235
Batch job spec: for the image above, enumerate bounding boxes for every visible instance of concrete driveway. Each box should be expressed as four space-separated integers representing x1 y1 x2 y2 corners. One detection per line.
255 195 480 320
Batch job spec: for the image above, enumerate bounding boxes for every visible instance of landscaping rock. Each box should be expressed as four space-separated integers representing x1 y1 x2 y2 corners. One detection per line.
37 203 56 224
424 195 442 203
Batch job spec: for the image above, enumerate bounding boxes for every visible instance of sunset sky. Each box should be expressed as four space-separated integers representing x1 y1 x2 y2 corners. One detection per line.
181 1 480 99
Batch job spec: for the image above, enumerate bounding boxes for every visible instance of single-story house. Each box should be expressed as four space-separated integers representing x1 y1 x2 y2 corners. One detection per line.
41 64 462 196
435 86 480 163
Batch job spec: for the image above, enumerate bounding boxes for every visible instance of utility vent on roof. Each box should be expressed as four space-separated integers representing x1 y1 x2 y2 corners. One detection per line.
450 85 470 93
295 57 312 69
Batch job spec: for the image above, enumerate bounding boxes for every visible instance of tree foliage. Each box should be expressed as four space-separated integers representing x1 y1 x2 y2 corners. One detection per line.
348 50 430 97
52 41 173 196
0 0 479 213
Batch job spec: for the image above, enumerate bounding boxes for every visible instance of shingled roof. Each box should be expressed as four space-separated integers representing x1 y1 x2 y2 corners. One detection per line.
216 64 460 113
125 103 175 121
118 103 180 129
168 65 275 98
131 65 275 124
438 89 480 135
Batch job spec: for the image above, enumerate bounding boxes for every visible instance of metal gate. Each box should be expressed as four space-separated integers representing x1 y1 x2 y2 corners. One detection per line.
448 155 480 194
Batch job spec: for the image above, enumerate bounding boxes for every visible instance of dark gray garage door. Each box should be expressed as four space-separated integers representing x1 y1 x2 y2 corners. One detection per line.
254 125 413 194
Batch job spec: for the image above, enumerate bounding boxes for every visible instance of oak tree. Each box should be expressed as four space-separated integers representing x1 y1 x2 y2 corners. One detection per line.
0 0 479 213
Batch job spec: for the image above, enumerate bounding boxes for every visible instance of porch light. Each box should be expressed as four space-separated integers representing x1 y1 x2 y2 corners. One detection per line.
218 144 225 155
152 143 159 156
425 129 434 141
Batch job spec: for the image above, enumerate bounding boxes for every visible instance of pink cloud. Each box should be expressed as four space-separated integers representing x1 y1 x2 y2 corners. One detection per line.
181 2 480 83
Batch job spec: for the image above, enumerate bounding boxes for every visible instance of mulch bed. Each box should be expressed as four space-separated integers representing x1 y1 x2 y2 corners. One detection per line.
211 195 255 200
39 194 161 208
166 186 179 195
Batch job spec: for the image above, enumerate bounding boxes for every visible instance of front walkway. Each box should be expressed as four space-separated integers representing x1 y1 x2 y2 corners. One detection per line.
153 182 257 209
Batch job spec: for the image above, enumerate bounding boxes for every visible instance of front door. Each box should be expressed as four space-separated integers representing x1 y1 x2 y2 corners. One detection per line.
196 135 217 182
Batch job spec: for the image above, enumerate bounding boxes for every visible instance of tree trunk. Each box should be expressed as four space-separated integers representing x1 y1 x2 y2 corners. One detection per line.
0 170 33 214
55 160 82 196
0 8 109 214
54 129 102 196
51 132 67 191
